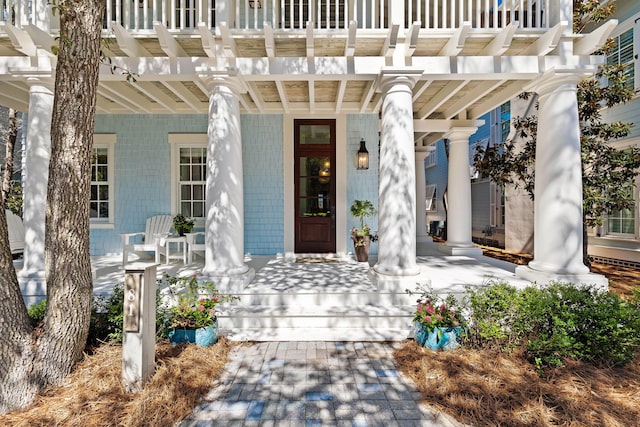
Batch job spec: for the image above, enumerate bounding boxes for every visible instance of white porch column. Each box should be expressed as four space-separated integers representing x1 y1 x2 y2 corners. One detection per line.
516 75 607 288
19 80 54 285
373 71 422 277
439 127 483 256
201 76 253 288
414 151 431 243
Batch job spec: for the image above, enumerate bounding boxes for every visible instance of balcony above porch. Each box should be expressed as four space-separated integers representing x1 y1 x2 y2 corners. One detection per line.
0 0 616 145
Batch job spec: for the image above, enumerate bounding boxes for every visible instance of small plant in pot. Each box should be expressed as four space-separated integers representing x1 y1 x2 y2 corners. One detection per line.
349 199 377 262
173 214 194 236
408 285 466 351
161 274 237 347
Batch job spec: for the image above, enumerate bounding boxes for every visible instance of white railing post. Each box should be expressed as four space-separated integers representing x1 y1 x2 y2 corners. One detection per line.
389 0 404 28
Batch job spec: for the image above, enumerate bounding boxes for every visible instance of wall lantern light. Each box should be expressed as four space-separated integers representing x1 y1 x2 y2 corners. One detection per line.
249 0 262 9
357 138 369 170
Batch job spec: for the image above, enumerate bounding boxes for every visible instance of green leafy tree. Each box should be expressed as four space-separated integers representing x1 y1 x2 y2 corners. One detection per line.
0 0 105 412
475 0 640 265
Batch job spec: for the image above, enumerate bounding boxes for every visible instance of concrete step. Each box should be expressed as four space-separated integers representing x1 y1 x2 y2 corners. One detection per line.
218 305 415 330
221 327 414 342
232 290 416 307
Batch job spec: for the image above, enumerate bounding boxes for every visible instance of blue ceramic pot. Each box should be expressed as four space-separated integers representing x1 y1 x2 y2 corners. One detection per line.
414 322 463 350
169 318 218 347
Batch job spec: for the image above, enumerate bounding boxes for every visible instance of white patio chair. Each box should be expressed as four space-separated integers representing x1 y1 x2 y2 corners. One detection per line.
121 215 173 266
185 232 205 264
6 209 24 256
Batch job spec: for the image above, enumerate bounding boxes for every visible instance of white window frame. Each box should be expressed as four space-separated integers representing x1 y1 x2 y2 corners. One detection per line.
425 184 437 211
168 134 207 226
425 149 437 169
90 134 116 229
607 13 639 94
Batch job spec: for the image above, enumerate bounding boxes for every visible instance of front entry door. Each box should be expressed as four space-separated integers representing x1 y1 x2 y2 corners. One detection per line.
294 119 336 253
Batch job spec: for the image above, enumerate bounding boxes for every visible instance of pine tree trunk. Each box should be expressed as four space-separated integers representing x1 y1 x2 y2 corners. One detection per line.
0 0 105 412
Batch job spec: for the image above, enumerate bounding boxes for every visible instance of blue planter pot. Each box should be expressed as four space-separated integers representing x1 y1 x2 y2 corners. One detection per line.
414 322 464 350
169 319 218 347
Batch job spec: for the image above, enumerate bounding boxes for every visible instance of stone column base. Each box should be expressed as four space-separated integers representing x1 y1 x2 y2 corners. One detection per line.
369 266 431 292
515 265 608 291
438 244 483 257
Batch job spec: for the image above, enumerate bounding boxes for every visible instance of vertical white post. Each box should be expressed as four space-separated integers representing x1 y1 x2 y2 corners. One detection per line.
439 126 482 256
415 151 431 243
19 80 53 287
202 77 250 278
122 264 157 392
515 75 607 288
374 71 422 277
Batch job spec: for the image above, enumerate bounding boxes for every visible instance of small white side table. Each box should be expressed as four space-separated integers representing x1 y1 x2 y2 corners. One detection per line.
162 236 187 264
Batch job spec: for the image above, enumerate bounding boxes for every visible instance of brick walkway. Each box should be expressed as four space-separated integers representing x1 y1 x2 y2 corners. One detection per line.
181 342 465 427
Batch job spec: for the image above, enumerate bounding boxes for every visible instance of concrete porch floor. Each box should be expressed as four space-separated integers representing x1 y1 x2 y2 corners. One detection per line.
79 240 532 297
15 241 533 341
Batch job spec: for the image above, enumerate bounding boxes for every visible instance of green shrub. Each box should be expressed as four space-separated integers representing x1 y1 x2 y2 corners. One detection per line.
466 281 640 368
523 283 640 367
27 299 47 327
465 282 527 351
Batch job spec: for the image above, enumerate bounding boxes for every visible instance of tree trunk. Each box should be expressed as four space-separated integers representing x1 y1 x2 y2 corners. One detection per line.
1 108 17 206
0 0 105 412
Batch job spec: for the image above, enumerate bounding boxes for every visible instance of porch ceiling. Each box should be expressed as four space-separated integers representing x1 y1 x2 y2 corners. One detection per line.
0 22 610 145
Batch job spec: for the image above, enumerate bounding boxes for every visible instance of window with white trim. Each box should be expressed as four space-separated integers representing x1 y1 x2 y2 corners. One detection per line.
90 134 116 227
169 134 207 222
607 27 635 90
425 149 437 168
425 184 437 211
606 183 636 236
179 147 206 218
499 101 511 143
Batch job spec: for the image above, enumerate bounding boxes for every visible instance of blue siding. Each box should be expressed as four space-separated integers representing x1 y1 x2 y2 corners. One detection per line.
347 114 379 254
242 114 284 255
92 114 208 255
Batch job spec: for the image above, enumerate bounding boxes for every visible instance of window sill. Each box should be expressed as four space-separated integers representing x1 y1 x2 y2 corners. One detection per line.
90 222 114 229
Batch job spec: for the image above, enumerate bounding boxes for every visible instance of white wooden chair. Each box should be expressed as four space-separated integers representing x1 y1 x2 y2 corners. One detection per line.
185 232 205 264
6 209 24 255
122 215 173 266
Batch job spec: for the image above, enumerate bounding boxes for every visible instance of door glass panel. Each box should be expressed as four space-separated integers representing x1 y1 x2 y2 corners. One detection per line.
299 178 331 197
299 156 331 217
299 156 331 177
299 125 331 145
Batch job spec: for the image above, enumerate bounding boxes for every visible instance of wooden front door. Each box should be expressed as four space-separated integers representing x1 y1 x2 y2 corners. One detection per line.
294 119 336 253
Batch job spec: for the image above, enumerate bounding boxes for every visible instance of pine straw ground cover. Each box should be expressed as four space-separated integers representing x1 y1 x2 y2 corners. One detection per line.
0 338 234 426
394 344 640 427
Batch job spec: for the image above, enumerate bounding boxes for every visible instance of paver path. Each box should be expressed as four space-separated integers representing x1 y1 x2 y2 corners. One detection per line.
182 341 465 427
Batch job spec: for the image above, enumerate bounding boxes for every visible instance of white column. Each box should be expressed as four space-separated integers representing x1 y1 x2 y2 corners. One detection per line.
19 81 54 282
202 77 249 278
373 72 421 277
414 151 431 243
439 127 482 256
516 75 607 288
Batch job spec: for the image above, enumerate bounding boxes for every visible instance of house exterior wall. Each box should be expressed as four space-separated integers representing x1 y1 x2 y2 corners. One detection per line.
586 1 640 266
88 113 380 256
346 114 379 255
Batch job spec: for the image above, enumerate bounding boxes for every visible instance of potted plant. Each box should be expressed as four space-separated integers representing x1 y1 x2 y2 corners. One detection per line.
173 214 195 236
162 274 236 347
350 199 377 262
408 285 466 350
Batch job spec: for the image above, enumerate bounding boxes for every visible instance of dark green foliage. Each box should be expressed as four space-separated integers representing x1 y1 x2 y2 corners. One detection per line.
466 282 640 368
27 299 47 327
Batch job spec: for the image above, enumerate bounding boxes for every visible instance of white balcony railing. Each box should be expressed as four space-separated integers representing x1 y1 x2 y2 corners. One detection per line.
0 0 551 34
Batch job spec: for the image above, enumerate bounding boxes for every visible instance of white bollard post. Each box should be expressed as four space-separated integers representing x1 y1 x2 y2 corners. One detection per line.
122 263 158 392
